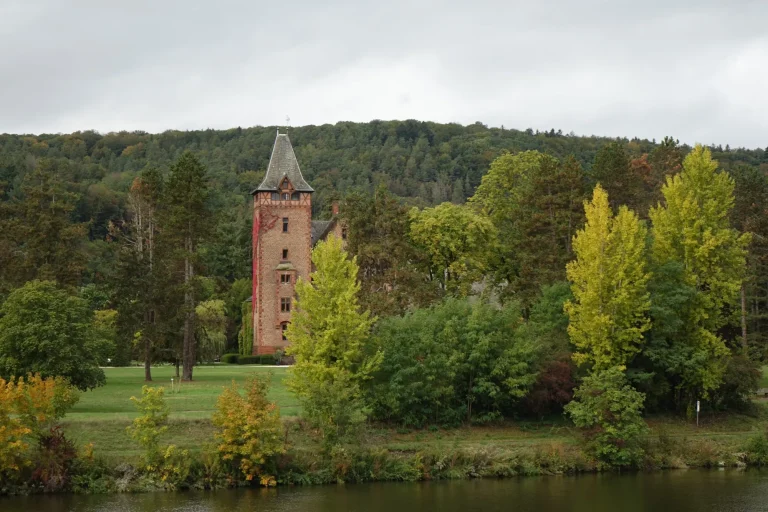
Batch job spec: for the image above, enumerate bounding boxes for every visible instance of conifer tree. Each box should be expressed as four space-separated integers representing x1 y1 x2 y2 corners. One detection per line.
165 152 209 381
565 185 651 370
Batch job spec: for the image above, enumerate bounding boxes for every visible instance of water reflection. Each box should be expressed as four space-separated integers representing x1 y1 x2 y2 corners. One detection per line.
3 470 768 512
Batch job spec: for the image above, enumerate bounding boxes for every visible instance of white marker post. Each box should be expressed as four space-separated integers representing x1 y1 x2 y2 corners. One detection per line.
171 378 174 394
696 400 700 427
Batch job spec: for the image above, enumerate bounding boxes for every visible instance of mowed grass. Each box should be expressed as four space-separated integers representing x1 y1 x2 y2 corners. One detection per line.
761 365 768 388
60 365 768 460
62 365 296 459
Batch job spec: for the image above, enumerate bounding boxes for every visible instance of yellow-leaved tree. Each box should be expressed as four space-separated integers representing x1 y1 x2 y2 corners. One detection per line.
648 145 750 398
212 375 284 486
565 185 651 370
286 235 380 445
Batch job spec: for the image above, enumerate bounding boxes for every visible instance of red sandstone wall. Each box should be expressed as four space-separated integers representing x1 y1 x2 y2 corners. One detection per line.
252 192 312 355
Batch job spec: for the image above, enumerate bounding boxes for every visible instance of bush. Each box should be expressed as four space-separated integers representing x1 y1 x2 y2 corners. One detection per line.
212 375 284 485
259 355 276 365
565 366 648 468
238 355 260 365
221 354 239 364
126 386 169 466
368 298 539 426
744 431 768 466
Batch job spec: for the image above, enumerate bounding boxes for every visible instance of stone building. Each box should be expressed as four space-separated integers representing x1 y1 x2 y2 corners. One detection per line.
250 132 343 355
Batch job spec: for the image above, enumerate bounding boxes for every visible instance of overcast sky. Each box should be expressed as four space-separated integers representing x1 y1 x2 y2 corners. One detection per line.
2 0 767 148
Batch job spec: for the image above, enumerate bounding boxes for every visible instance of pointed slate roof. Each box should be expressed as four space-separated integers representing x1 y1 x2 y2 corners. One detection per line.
252 132 314 194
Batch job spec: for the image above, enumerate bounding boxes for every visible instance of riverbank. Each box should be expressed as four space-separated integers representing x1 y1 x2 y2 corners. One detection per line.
4 366 768 495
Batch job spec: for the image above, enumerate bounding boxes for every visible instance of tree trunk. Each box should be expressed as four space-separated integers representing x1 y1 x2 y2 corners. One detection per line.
175 358 180 378
741 283 748 352
144 334 152 382
182 241 195 381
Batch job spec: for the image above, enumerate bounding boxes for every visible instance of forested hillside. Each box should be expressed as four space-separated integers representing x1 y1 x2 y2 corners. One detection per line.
1 120 767 379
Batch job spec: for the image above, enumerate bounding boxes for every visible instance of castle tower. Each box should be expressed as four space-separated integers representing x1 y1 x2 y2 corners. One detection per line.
251 132 313 355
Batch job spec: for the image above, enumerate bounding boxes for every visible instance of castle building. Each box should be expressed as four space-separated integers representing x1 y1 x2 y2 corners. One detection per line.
250 132 343 355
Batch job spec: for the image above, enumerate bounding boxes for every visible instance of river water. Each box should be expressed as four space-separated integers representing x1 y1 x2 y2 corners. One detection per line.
3 470 768 512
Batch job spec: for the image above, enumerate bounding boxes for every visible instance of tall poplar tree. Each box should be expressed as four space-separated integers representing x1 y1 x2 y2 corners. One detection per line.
648 145 750 398
165 153 209 381
286 236 380 443
565 185 651 370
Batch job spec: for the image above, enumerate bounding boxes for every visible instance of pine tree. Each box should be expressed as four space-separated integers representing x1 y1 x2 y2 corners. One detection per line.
590 142 642 211
565 185 651 370
164 153 210 381
0 160 86 291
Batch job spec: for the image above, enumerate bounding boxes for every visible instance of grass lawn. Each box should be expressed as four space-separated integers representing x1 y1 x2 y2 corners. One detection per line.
761 365 768 388
60 365 768 460
62 365 295 459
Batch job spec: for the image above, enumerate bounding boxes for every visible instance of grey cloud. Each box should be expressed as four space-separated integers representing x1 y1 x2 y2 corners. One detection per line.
1 0 767 148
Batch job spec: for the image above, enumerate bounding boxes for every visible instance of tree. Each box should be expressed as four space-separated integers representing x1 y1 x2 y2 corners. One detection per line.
195 299 227 362
369 298 540 426
471 151 586 307
730 164 768 354
112 168 168 380
165 152 210 381
409 202 496 296
0 281 108 391
343 186 437 317
565 366 648 467
0 160 86 292
212 375 285 485
285 236 380 444
590 142 642 211
648 145 750 399
565 185 651 371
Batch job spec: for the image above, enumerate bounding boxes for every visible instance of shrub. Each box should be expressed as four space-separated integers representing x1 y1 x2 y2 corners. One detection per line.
221 353 239 364
258 355 275 365
744 431 768 466
238 355 260 365
565 366 648 468
0 374 79 481
127 386 169 467
369 298 539 426
31 426 78 492
520 359 576 417
212 375 285 485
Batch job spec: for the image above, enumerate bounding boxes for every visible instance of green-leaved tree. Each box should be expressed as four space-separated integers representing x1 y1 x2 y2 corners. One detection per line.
286 236 380 444
648 145 750 399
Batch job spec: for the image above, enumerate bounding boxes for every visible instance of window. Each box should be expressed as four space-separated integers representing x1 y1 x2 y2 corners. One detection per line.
282 248 288 260
341 227 347 240
281 192 290 200
282 217 289 232
281 322 289 340
281 273 291 284
291 192 300 200
280 297 291 313
271 192 279 200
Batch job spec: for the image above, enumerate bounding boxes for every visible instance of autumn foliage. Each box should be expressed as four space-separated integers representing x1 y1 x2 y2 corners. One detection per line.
212 376 284 486
0 374 78 478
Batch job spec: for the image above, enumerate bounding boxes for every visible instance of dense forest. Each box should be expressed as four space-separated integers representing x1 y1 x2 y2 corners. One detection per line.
1 120 767 402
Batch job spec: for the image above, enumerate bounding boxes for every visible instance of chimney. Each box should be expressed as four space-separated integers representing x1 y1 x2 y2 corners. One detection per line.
332 202 339 216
